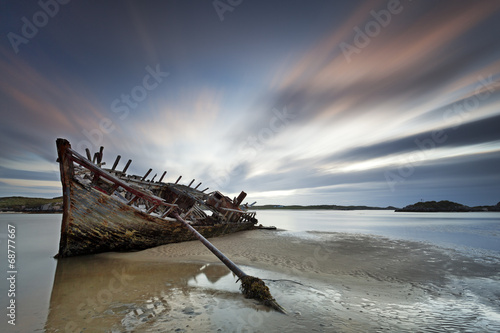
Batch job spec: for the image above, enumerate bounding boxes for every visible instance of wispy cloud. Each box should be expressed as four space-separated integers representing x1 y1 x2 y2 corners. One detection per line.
213 0 500 204
1 1 499 205
0 47 113 161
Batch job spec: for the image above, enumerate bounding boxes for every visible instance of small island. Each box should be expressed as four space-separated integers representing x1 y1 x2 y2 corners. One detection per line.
395 200 500 212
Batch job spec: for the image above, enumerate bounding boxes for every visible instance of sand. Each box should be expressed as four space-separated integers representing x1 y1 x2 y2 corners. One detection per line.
44 229 500 332
107 228 495 286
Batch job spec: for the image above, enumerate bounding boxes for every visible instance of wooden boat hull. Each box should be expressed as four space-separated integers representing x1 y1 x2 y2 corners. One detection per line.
58 180 255 257
55 138 257 258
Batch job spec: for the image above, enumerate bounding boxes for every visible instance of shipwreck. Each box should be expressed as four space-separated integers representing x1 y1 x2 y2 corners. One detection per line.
55 138 258 258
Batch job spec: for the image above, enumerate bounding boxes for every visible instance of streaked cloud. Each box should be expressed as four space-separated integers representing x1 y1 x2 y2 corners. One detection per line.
0 1 499 206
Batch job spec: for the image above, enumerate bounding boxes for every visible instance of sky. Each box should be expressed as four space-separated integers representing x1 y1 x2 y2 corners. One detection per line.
0 0 499 207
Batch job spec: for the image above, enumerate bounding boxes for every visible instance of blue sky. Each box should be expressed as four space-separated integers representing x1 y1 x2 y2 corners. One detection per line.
1 0 499 207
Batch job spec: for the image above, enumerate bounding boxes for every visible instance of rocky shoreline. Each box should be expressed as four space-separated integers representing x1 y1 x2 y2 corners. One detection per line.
395 200 500 212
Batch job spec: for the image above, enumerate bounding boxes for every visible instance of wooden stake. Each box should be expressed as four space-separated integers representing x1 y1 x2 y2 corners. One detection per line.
85 148 92 161
142 168 152 181
173 213 286 314
98 146 104 164
111 155 121 171
159 171 167 183
123 159 132 174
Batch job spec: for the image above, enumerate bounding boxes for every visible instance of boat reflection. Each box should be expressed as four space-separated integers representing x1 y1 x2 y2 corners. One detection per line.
44 255 235 332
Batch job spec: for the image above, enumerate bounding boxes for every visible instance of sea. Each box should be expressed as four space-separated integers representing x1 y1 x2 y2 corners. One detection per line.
0 210 499 332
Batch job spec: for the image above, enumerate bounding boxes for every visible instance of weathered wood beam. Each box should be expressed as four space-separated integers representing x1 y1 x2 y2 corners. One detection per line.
173 213 286 314
194 182 202 189
236 191 247 206
141 168 152 181
147 204 159 214
66 148 181 216
111 155 121 171
175 176 182 184
174 213 246 279
188 179 195 187
55 138 74 258
159 171 167 183
85 148 92 161
122 159 132 173
127 195 138 205
66 148 164 206
108 184 120 195
97 146 104 164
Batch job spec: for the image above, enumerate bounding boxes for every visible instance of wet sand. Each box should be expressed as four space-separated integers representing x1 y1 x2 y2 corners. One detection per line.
44 229 500 332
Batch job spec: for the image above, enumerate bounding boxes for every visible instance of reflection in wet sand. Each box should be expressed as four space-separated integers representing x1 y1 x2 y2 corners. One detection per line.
44 230 500 332
44 256 242 332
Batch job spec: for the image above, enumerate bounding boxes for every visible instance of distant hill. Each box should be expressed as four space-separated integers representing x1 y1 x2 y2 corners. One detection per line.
253 204 398 210
0 196 63 213
396 200 500 212
2 196 498 214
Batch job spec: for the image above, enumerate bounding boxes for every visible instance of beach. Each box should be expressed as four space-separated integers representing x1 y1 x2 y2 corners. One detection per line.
1 212 499 332
43 228 500 332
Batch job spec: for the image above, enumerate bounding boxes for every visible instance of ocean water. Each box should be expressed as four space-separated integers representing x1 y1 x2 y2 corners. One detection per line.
0 214 60 333
258 210 500 255
0 211 499 332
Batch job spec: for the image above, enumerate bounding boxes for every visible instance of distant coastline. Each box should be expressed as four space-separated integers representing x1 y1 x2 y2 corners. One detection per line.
2 196 499 213
0 196 63 213
253 200 500 212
